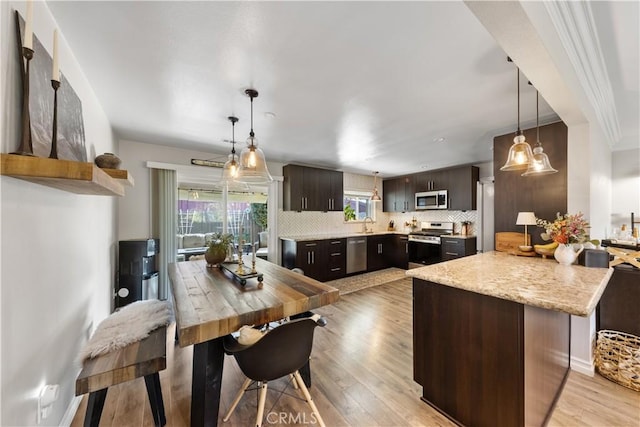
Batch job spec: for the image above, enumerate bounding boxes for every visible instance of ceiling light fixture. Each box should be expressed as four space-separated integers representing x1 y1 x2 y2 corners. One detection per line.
371 171 382 201
522 88 558 176
236 89 273 184
222 116 239 182
500 58 534 171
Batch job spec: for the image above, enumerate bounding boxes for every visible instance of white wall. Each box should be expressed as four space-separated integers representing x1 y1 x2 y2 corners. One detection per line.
0 2 116 425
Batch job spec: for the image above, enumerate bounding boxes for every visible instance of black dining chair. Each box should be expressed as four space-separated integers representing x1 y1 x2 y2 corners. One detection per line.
222 316 327 427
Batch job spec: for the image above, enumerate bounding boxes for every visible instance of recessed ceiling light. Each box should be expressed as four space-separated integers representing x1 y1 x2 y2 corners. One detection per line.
433 137 446 143
420 164 429 169
264 112 276 119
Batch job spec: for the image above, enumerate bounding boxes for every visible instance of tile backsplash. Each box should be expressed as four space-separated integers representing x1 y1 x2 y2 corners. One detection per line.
278 209 478 236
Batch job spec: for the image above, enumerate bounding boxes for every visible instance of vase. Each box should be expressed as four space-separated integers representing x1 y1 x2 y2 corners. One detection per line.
95 152 121 169
553 243 584 265
205 245 227 267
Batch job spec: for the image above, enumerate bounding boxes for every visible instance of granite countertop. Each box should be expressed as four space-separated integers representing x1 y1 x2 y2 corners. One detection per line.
280 231 408 241
406 251 614 317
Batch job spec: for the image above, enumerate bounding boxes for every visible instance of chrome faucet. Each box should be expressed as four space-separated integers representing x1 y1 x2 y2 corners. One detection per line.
363 217 374 233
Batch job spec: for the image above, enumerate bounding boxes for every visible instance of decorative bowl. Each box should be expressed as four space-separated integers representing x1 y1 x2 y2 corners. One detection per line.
95 152 121 169
534 247 557 259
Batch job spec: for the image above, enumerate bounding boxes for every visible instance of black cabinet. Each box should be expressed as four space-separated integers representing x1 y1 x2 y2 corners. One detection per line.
367 235 391 271
116 239 159 309
383 176 414 212
440 237 477 261
281 238 346 282
283 164 343 212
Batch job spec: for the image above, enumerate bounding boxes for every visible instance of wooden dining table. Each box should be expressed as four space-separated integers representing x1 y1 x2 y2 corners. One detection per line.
169 257 340 427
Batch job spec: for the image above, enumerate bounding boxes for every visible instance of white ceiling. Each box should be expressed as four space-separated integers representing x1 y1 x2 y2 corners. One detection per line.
46 1 638 178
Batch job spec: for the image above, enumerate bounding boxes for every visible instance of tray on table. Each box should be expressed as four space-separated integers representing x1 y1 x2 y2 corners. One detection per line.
219 262 264 287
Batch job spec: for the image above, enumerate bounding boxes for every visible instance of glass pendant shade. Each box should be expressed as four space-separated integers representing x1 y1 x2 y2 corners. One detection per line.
500 134 534 171
522 145 558 176
237 137 273 184
236 88 273 184
222 153 239 181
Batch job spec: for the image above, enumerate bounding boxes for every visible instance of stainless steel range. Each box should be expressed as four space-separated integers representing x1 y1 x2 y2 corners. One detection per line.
408 221 454 266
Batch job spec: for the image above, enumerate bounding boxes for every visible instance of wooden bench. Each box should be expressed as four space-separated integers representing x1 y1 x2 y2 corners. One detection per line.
75 326 167 427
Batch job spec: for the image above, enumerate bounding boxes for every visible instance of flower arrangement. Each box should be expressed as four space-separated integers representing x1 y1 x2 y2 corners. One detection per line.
536 212 590 244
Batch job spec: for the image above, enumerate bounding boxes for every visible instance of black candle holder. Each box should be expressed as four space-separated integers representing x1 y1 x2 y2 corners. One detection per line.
13 46 35 156
49 79 61 159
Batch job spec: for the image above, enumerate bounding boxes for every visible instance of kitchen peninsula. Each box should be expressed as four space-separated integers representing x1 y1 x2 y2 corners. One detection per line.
407 251 614 427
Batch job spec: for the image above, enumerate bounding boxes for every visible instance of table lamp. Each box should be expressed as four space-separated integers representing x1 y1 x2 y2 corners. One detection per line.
516 212 537 251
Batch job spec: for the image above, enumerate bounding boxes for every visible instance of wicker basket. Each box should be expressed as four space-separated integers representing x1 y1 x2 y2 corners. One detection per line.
595 330 640 392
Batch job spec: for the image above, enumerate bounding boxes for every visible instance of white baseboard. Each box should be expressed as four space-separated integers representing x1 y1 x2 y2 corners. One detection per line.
570 355 595 376
60 395 82 427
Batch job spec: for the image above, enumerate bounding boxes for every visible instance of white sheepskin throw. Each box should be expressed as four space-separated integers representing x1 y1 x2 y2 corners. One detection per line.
80 299 172 361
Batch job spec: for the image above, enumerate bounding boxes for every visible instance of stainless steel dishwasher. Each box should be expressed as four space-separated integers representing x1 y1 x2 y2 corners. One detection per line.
346 236 367 274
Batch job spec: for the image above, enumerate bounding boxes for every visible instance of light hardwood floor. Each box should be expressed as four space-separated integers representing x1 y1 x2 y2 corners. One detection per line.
71 279 640 426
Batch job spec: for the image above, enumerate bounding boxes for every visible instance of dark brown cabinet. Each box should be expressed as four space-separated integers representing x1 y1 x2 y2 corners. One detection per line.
447 166 479 211
384 166 478 212
415 169 449 192
367 235 391 272
283 164 343 212
383 176 414 212
325 238 347 281
440 237 477 261
597 265 640 337
281 238 346 282
392 234 409 269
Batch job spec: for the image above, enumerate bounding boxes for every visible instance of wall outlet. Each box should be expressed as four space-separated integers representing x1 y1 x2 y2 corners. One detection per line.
37 384 59 424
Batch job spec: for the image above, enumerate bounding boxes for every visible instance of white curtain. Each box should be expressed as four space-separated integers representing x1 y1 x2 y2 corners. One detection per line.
155 168 177 300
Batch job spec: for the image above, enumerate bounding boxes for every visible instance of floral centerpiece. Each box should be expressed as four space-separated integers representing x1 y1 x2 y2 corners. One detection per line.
536 212 596 265
536 212 590 244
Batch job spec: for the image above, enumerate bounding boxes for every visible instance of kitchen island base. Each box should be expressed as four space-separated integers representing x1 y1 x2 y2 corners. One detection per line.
413 278 570 427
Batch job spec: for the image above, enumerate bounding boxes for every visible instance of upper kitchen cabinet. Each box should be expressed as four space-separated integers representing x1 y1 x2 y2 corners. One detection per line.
383 175 414 212
415 169 449 192
447 166 479 211
283 164 343 212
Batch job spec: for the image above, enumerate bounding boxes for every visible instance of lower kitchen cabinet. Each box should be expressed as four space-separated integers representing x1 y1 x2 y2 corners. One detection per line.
393 234 409 269
440 237 476 261
597 265 640 337
281 238 346 282
367 235 391 272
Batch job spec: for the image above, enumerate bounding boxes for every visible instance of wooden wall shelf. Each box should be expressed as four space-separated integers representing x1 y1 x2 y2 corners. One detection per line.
101 168 135 186
0 154 131 196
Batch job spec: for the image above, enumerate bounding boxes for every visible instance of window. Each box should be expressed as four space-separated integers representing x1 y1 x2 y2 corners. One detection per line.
177 187 268 247
343 191 376 222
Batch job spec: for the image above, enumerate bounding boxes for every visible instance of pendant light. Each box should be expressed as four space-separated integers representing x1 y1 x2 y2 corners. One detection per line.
236 89 273 184
522 89 558 176
222 116 239 182
500 60 534 171
371 171 382 201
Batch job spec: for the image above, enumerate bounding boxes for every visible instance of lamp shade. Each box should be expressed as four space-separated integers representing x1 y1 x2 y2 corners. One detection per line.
522 145 558 176
500 134 534 171
221 153 239 181
516 211 537 226
236 138 273 184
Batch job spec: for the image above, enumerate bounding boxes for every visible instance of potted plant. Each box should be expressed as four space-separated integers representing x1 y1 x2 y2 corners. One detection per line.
205 232 234 267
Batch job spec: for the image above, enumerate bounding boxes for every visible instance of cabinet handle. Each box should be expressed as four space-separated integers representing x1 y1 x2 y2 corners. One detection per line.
307 253 311 264
405 243 408 254
306 243 317 247
331 268 340 272
330 240 341 245
311 251 315 264
445 252 459 256
331 252 341 256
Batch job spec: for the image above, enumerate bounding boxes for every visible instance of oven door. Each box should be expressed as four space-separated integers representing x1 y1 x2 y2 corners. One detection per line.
408 241 441 266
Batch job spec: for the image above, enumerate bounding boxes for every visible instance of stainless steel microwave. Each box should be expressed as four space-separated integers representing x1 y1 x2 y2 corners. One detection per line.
415 190 448 210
